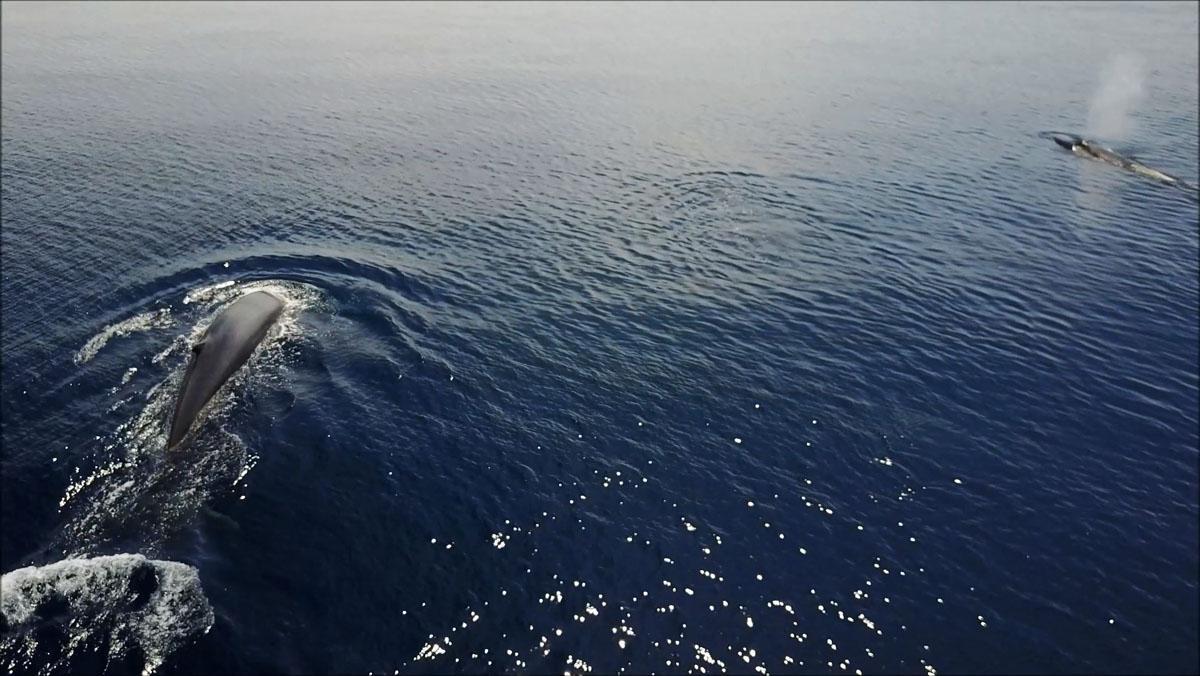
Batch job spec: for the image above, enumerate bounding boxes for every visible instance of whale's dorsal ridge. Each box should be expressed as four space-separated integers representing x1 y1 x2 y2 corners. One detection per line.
1048 132 1190 189
167 290 284 450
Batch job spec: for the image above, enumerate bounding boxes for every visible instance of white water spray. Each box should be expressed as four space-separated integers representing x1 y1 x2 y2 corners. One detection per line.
1086 53 1147 142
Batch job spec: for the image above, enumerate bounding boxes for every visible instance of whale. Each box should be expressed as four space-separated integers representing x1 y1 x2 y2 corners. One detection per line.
167 290 284 449
1044 132 1196 191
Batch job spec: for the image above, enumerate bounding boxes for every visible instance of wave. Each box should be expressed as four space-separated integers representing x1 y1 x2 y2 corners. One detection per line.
74 309 175 365
56 278 324 557
0 554 214 676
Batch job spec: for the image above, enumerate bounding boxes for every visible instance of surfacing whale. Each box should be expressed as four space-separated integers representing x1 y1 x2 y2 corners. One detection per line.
167 290 283 449
1042 132 1196 191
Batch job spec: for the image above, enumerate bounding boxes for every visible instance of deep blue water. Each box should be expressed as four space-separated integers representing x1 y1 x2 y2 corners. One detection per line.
2 2 1198 674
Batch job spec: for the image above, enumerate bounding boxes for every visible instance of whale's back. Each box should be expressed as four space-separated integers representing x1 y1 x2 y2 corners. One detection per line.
167 291 284 449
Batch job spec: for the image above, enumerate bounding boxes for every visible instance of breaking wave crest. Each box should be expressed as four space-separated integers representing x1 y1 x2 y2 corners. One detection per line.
0 554 214 676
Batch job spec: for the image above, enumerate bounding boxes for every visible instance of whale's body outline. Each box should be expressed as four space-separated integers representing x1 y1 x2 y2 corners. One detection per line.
167 290 284 449
1045 132 1195 190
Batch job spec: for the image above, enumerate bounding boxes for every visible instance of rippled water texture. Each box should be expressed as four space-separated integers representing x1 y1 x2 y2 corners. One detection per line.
2 3 1198 674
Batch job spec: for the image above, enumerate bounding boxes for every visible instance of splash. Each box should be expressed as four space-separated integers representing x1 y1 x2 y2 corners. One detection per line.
177 278 324 342
74 309 174 365
181 280 236 306
55 279 324 557
1086 53 1146 142
0 554 214 676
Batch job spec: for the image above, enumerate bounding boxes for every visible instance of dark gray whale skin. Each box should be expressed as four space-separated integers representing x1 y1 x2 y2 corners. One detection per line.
1046 132 1195 190
167 290 284 449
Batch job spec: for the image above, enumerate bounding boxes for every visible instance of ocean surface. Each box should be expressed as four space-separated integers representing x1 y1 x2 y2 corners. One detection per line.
2 2 1198 674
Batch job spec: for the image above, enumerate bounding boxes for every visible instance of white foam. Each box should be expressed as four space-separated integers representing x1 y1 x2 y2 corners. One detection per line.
152 336 187 365
75 309 174 365
179 278 323 320
56 279 324 556
1 554 213 676
181 280 236 305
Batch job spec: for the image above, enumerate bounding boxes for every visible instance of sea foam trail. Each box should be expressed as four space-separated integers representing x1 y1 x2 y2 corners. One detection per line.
74 309 175 365
0 554 214 676
55 279 324 557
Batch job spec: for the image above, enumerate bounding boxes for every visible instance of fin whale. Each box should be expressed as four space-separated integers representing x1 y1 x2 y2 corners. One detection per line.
1043 131 1196 191
167 290 284 449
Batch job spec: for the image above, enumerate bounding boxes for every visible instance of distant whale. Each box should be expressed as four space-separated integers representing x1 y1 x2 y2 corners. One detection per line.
1044 132 1196 190
167 290 283 449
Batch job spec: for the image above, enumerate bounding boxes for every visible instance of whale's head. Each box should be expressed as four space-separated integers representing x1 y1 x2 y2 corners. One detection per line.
1051 134 1082 151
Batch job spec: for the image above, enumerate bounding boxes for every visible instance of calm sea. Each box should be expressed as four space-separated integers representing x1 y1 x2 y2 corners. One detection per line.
2 2 1197 674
